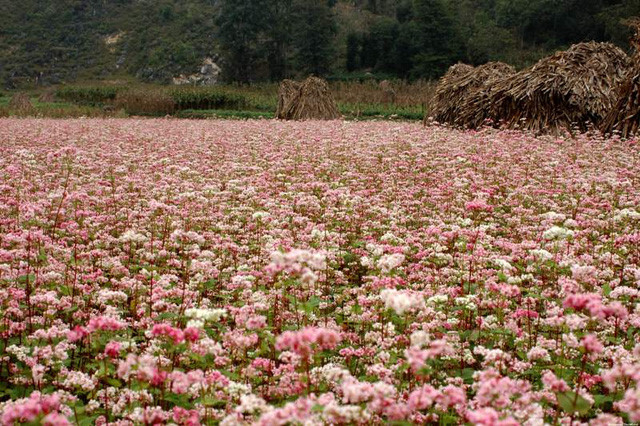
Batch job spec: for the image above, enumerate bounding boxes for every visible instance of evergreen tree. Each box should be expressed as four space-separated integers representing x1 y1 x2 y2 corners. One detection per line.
216 0 270 83
290 0 337 76
346 32 361 72
264 0 294 80
410 0 462 78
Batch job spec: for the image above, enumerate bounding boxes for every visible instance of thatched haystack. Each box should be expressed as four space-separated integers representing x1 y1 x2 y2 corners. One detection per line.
379 80 397 104
279 76 340 120
429 63 475 125
601 61 640 138
9 92 33 111
488 42 631 134
275 79 301 119
38 90 56 103
448 62 516 128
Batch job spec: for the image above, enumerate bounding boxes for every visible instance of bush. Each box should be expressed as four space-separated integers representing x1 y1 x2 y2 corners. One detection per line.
168 87 249 110
56 86 121 105
114 89 175 116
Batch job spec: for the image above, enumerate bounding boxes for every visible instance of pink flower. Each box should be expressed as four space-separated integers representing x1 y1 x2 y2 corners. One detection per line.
104 341 121 358
581 334 603 354
183 327 200 343
152 323 185 344
66 326 88 342
87 316 125 332
275 327 341 358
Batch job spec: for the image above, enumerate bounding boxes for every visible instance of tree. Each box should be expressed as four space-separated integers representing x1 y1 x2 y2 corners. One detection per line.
290 0 337 76
346 32 361 72
410 0 462 79
263 0 294 80
216 0 270 83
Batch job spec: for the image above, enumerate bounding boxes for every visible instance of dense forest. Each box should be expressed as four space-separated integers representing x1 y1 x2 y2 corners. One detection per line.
1 0 639 87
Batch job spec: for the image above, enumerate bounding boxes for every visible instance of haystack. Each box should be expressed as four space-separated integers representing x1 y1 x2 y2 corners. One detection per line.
279 76 340 120
9 92 33 111
275 79 301 119
38 90 55 103
488 42 631 134
601 60 640 138
379 80 397 104
429 63 475 125
449 62 516 128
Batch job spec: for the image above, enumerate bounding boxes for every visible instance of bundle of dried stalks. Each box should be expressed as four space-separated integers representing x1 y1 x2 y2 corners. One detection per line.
9 92 33 111
429 63 475 125
379 80 397 104
601 61 640 138
489 42 631 134
38 90 56 103
275 80 301 119
114 89 175 116
449 62 516 128
280 76 340 120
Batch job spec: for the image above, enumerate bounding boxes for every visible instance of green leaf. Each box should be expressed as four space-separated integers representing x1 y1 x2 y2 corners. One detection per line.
104 378 122 388
79 415 100 426
556 391 591 415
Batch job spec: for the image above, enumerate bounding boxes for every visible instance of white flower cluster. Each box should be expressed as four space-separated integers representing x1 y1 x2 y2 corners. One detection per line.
251 211 270 220
614 208 640 222
185 308 227 328
376 253 405 273
269 249 327 270
61 370 96 391
96 290 129 305
380 232 404 244
379 289 424 315
227 381 252 398
427 294 448 305
119 230 147 244
455 295 478 311
493 258 514 271
410 330 431 347
540 211 566 222
530 249 553 261
543 226 574 240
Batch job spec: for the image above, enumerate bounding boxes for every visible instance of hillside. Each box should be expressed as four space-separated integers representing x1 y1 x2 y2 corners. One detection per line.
0 0 638 87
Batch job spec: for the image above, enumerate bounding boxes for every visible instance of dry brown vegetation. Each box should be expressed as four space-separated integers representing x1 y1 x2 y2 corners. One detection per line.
277 77 341 120
429 42 634 136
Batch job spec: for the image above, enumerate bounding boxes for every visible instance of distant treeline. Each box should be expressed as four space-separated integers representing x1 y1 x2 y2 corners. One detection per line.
1 0 639 86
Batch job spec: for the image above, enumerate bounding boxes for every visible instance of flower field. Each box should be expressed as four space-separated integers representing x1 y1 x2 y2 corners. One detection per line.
0 118 639 425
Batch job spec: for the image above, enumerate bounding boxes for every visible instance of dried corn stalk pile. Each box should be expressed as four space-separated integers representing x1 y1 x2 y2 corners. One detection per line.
488 42 631 134
275 79 301 119
453 62 516 128
429 63 475 125
277 76 340 121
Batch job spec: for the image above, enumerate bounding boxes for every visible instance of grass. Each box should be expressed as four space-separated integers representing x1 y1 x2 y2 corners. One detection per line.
1 80 436 121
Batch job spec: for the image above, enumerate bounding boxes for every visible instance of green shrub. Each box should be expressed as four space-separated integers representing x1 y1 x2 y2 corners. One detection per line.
115 89 175 116
168 87 249 110
56 86 121 105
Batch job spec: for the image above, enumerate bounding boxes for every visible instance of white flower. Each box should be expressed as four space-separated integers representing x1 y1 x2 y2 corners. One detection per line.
614 208 640 222
543 226 574 240
185 308 227 322
427 294 448 304
379 289 424 315
377 253 405 273
252 211 270 220
119 229 147 244
493 258 514 270
530 249 553 261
